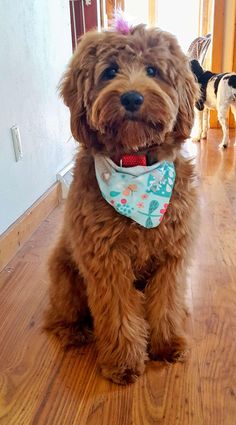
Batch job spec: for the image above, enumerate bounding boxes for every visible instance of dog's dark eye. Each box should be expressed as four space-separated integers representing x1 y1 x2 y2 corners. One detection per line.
102 67 118 80
146 66 158 77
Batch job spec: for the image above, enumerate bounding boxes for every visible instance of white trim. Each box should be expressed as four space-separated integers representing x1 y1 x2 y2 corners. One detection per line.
81 0 86 33
96 0 101 32
57 161 75 199
71 0 77 47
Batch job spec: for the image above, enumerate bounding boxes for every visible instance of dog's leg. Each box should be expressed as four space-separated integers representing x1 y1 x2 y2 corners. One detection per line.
218 105 229 148
192 108 203 142
45 239 94 348
83 250 148 385
201 108 208 139
145 257 188 363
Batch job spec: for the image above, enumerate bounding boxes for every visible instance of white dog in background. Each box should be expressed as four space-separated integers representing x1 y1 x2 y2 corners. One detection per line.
190 60 236 148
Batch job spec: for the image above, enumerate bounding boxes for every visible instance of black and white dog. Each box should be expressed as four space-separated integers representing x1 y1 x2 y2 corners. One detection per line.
190 59 236 148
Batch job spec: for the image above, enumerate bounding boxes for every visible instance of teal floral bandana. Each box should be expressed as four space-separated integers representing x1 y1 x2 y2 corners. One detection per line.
94 155 176 228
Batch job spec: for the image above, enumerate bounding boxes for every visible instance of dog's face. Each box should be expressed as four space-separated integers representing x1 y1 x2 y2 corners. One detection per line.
61 26 198 155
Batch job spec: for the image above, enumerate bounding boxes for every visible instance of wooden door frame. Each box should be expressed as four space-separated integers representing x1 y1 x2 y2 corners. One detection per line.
103 0 124 24
230 7 236 127
200 0 235 128
149 0 156 27
69 0 99 50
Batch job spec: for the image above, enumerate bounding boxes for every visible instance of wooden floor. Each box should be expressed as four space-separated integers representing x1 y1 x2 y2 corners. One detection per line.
0 130 236 425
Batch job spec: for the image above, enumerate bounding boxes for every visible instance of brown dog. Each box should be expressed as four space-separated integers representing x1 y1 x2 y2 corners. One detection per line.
45 25 199 385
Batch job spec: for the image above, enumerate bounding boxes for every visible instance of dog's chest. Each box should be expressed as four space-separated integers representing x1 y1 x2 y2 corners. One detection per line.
121 226 162 280
119 213 178 271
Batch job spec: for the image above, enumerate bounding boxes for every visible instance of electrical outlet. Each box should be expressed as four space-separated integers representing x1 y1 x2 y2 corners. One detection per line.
11 125 23 162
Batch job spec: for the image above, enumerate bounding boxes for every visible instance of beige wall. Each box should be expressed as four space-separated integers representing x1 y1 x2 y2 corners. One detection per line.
222 0 236 71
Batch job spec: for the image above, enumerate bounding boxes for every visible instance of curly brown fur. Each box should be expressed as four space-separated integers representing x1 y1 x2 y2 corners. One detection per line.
45 25 199 385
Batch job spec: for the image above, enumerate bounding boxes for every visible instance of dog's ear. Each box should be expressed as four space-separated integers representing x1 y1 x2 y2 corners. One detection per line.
190 59 204 81
173 62 199 141
59 32 103 145
59 40 84 120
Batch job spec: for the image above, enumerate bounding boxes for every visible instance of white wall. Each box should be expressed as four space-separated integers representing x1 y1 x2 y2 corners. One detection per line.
222 0 236 71
0 0 76 234
124 0 149 25
124 0 199 53
157 0 200 53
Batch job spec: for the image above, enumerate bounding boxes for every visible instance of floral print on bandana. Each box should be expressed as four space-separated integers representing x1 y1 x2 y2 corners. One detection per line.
94 155 176 228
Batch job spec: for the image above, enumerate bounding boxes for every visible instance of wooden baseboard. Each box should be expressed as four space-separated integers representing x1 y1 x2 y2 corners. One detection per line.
0 183 61 272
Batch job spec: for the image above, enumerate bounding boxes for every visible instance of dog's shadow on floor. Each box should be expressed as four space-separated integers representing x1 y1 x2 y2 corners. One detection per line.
62 347 186 424
57 341 183 397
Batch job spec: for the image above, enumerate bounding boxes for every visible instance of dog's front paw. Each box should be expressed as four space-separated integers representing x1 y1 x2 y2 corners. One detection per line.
149 335 189 363
100 359 145 385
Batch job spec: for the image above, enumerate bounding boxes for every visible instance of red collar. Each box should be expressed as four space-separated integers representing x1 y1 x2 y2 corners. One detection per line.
112 153 147 167
111 146 160 167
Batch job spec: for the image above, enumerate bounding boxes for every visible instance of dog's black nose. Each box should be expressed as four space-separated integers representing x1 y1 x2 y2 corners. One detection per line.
120 91 144 112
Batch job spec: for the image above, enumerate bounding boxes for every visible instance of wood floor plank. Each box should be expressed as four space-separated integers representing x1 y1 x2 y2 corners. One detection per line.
0 209 63 425
0 129 236 424
191 265 236 425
